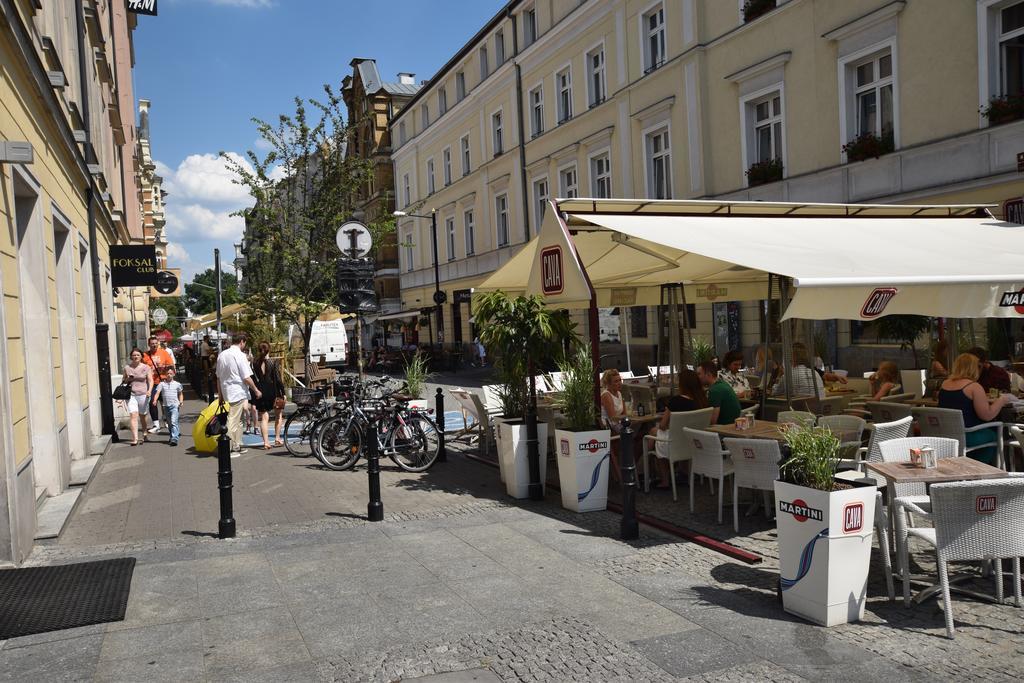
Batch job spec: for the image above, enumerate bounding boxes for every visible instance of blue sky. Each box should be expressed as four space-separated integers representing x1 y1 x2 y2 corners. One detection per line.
134 0 504 282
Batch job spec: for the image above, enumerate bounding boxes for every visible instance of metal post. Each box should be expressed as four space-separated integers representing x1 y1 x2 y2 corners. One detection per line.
216 431 236 538
214 248 223 351
366 423 384 521
619 417 639 540
435 387 447 463
526 368 543 500
430 211 443 348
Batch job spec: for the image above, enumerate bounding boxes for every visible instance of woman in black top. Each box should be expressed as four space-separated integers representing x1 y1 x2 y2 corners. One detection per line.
938 353 1009 465
252 342 286 449
649 369 708 488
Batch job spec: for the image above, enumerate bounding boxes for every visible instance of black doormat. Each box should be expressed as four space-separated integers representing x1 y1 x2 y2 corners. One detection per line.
0 557 136 639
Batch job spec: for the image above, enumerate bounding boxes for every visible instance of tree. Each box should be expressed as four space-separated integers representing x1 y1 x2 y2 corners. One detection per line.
224 85 389 353
876 315 931 368
183 269 239 316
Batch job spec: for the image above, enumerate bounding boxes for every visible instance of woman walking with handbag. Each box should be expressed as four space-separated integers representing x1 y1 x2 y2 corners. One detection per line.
122 348 153 446
252 342 287 449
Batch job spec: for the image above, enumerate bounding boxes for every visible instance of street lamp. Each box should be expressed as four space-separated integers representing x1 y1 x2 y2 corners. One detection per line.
393 209 444 348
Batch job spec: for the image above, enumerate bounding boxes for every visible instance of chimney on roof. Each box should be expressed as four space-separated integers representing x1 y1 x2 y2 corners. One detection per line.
397 72 415 85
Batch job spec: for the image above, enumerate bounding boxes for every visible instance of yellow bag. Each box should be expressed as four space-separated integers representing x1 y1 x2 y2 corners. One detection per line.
192 400 226 453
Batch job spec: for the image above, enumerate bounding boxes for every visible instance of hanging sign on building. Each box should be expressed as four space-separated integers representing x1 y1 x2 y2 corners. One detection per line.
151 269 181 297
111 245 158 287
127 0 158 16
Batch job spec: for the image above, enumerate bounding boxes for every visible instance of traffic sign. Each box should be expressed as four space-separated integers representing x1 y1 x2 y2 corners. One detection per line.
336 221 372 258
152 308 168 325
433 290 448 305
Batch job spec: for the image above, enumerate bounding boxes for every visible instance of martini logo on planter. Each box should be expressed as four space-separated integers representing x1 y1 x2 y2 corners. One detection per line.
779 498 824 523
540 246 564 295
861 287 898 318
843 502 864 533
998 289 1024 314
976 495 997 514
578 438 608 454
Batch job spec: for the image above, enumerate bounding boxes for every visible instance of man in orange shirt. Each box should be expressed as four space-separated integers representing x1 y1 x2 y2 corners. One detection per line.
142 335 175 433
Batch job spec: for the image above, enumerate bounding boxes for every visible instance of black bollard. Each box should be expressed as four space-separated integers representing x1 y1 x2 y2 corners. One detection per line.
366 422 384 522
436 387 447 463
619 417 639 540
216 432 236 538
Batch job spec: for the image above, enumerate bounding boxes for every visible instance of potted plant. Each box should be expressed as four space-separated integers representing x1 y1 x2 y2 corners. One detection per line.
475 291 576 499
492 364 528 484
690 336 715 366
980 94 1024 125
745 157 784 187
842 129 895 162
742 0 776 23
774 423 877 626
554 348 611 512
402 351 433 410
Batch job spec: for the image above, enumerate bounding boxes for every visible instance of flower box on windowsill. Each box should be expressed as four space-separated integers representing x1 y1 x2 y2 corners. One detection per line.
980 95 1024 126
743 0 777 23
842 131 895 163
746 158 783 187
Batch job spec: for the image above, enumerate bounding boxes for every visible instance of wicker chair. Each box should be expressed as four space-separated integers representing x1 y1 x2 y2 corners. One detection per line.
641 408 714 498
684 427 734 524
912 406 1004 466
835 416 913 484
722 437 783 532
866 401 913 422
777 410 816 426
1007 424 1023 473
818 415 867 472
895 477 1024 637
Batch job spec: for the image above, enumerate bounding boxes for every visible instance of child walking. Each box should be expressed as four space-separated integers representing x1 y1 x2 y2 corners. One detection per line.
152 367 185 447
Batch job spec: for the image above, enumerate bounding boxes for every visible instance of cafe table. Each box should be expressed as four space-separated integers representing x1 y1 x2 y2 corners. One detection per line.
708 420 788 442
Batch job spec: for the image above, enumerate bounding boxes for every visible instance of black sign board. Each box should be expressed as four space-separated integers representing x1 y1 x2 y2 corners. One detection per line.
1004 198 1024 224
154 270 179 295
453 289 473 304
110 245 157 286
127 0 158 16
335 259 378 314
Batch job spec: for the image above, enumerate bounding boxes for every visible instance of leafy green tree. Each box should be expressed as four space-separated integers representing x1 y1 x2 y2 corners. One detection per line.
223 85 389 352
183 269 239 316
876 315 930 368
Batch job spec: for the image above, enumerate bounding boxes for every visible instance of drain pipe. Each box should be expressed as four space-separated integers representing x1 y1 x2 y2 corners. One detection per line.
76 0 116 438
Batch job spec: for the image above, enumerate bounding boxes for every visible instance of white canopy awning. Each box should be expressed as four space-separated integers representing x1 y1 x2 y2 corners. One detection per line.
477 198 1024 320
377 309 422 321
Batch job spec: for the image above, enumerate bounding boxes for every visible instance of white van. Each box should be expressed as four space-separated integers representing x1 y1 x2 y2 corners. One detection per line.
307 319 348 368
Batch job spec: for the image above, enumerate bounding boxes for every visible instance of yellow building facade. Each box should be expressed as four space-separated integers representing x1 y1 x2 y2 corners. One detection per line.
0 0 145 563
392 0 1024 363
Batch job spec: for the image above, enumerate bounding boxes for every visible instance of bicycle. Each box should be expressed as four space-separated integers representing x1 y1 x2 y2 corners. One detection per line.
283 386 333 457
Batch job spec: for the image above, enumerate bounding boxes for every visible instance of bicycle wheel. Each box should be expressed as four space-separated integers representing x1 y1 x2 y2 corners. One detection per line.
314 415 362 471
283 409 314 457
388 412 440 472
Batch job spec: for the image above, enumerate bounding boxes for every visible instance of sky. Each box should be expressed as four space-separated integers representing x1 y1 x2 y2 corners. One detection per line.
133 0 505 282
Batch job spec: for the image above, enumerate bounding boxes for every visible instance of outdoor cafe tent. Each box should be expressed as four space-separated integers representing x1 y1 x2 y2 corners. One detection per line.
478 198 1024 321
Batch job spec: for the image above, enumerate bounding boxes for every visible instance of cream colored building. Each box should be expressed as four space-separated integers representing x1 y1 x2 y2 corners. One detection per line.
0 0 146 563
392 0 1024 365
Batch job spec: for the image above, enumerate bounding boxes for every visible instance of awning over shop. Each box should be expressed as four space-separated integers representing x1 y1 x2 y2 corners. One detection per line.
377 309 422 321
477 198 1024 320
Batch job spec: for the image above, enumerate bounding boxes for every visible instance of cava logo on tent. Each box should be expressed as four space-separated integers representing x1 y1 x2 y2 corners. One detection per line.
540 246 564 295
779 498 823 523
560 439 570 457
976 495 997 514
998 289 1024 314
578 438 608 454
861 287 898 318
843 502 864 533
743 448 755 459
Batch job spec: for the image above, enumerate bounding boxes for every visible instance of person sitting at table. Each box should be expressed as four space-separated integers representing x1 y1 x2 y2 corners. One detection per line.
600 368 630 484
697 361 741 425
718 350 751 399
770 344 825 400
647 369 708 489
930 339 950 379
938 353 1010 465
868 360 901 400
967 346 1012 393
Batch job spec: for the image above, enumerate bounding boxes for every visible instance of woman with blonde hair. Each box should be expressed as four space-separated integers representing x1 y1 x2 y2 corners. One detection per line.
869 361 900 400
938 353 1010 464
600 368 627 429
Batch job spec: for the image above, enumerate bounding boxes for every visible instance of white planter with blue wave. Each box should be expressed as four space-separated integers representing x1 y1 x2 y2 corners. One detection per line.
773 479 876 626
554 428 611 512
498 420 548 499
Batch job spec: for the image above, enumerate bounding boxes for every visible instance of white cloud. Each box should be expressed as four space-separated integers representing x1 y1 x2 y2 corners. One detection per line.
166 241 192 264
166 203 245 242
160 152 254 207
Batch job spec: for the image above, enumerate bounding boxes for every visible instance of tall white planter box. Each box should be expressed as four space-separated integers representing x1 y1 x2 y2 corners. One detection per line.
554 428 612 512
493 416 511 483
498 420 548 499
774 479 877 626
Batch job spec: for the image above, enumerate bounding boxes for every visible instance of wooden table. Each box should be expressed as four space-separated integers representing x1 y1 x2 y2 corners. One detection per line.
865 457 1008 485
709 420 788 442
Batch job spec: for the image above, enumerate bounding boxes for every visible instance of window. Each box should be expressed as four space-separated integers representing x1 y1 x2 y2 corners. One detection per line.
460 135 471 175
495 29 506 64
445 216 456 261
559 165 578 199
630 307 648 338
590 153 611 198
479 46 489 81
398 121 407 145
752 94 783 163
438 87 447 115
402 173 411 207
455 72 466 101
643 4 666 73
645 127 672 199
404 232 414 271
1000 3 1024 97
492 111 504 155
854 51 894 140
529 85 544 137
524 6 537 46
442 147 452 186
586 45 606 106
556 68 572 123
420 104 429 129
427 158 435 194
533 177 548 229
495 194 509 246
464 209 475 255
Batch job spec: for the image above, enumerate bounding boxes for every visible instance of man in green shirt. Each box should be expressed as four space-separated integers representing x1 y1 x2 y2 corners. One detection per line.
698 361 741 425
